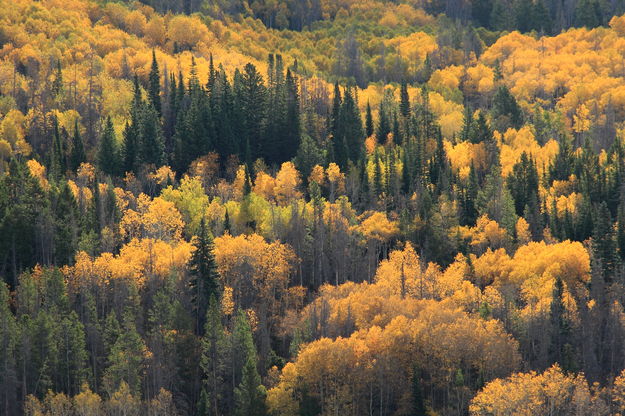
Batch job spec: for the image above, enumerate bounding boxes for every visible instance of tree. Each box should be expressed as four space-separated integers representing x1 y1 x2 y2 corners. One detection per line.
70 121 86 172
0 283 17 415
240 63 267 163
365 101 374 138
102 311 147 396
592 202 617 282
412 366 427 416
507 152 539 216
189 217 220 335
232 311 267 416
201 296 227 416
492 85 523 130
400 81 411 118
98 116 119 176
149 49 162 116
139 102 166 167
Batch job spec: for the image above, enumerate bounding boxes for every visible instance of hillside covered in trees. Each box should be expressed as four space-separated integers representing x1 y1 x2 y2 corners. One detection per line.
5 0 625 415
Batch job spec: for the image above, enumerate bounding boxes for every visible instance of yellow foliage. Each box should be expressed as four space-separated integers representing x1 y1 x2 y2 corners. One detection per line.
357 211 399 242
120 194 184 241
26 159 49 190
470 365 594 415
498 127 558 177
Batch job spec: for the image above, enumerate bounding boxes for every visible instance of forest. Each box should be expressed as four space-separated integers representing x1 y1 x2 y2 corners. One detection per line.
4 0 625 415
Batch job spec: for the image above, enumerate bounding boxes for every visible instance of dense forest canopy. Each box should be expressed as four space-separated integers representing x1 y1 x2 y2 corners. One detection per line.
4 0 625 415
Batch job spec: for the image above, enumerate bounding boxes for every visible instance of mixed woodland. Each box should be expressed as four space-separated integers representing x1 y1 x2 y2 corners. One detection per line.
4 0 625 414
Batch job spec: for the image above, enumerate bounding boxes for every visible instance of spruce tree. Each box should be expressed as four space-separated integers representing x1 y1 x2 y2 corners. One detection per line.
102 310 147 396
0 282 18 415
592 202 617 282
411 366 427 416
400 80 410 118
189 217 220 335
340 87 365 164
376 101 391 143
234 355 267 416
365 101 374 138
51 117 66 179
201 296 226 416
69 120 86 172
240 63 266 163
148 49 162 116
98 116 118 177
139 102 166 167
231 310 267 416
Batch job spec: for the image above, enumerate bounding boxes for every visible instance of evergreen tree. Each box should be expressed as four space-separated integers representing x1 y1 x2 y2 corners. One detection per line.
472 0 493 28
617 202 625 261
575 0 602 28
592 202 617 282
400 80 410 118
365 101 374 138
411 366 427 416
51 117 66 178
139 102 166 167
549 277 575 371
234 355 267 416
122 75 143 173
507 152 539 216
340 87 365 164
201 296 227 416
69 120 86 172
102 310 147 396
231 311 266 416
0 282 18 415
189 217 220 335
0 158 46 286
492 85 524 130
148 49 162 116
280 69 301 163
98 116 119 176
57 311 88 396
52 182 78 266
240 63 267 163
376 101 391 143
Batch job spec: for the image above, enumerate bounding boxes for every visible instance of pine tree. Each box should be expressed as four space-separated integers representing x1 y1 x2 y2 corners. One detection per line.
365 101 374 137
592 202 617 282
411 366 427 416
69 120 86 172
400 80 410 118
231 311 266 416
281 69 301 162
189 217 220 335
139 102 166 167
149 49 162 116
492 85 524 130
57 311 88 396
376 101 391 143
51 117 66 179
575 0 602 28
98 116 119 176
0 282 18 415
340 87 365 164
102 310 147 396
617 202 625 261
234 355 267 416
53 182 78 266
122 75 143 173
201 296 226 416
240 63 266 163
507 152 539 216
